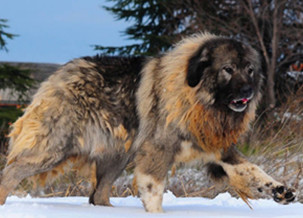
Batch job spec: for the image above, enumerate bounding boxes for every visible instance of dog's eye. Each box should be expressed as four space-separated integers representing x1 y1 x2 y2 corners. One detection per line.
248 68 254 76
224 67 233 74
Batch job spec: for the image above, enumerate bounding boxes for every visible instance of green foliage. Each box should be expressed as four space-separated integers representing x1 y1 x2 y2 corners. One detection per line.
0 19 18 51
0 107 23 125
0 64 36 103
0 106 23 144
0 106 24 155
97 0 194 55
94 44 145 56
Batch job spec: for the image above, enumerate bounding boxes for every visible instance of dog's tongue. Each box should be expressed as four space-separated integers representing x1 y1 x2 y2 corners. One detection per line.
242 98 248 104
231 98 249 104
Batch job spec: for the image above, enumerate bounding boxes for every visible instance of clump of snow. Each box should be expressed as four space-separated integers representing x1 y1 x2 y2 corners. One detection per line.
282 112 302 121
0 192 302 218
286 71 303 82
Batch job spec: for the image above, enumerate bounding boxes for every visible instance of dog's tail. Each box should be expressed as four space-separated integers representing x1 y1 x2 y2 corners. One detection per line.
29 155 97 190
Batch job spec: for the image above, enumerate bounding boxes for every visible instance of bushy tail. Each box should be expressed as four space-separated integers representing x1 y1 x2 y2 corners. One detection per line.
30 155 96 189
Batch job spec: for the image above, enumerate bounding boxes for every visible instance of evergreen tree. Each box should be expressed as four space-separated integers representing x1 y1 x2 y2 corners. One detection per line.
95 0 196 55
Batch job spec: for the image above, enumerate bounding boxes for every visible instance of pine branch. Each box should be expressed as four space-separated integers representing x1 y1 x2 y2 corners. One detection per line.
0 19 18 51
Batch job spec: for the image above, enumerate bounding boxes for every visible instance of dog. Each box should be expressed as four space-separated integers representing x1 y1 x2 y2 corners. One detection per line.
0 33 295 212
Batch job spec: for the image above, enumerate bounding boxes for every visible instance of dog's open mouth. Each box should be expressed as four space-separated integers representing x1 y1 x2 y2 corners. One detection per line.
228 97 250 112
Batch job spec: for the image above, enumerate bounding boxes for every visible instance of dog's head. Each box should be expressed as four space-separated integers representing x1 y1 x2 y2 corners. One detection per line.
187 37 263 113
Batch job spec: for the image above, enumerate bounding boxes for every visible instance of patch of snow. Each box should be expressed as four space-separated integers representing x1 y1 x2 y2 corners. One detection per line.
286 71 303 82
282 112 302 121
0 192 302 218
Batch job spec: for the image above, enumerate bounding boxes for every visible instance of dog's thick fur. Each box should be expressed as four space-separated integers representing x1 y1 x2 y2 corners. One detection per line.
0 33 295 212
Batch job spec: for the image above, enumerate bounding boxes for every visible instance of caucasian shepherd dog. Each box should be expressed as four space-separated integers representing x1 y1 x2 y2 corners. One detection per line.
0 33 295 212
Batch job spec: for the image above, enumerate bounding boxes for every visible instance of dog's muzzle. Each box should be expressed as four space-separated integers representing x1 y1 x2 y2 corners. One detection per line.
228 85 254 112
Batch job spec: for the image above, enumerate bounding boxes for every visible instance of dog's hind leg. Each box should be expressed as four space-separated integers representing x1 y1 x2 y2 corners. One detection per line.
89 152 131 206
0 151 66 205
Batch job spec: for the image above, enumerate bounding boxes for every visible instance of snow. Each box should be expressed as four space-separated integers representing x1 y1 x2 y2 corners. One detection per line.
0 192 302 218
286 71 303 82
282 112 302 121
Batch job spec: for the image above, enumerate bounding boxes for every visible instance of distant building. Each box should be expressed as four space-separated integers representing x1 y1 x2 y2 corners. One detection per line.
0 62 61 106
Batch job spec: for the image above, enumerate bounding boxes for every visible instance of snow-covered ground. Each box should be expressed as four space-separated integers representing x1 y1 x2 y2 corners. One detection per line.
0 192 302 218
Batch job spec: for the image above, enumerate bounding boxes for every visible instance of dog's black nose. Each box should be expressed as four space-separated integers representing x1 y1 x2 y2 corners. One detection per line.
240 85 253 98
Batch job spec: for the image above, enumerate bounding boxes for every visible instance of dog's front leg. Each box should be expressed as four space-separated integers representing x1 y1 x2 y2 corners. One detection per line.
208 146 296 204
134 140 174 213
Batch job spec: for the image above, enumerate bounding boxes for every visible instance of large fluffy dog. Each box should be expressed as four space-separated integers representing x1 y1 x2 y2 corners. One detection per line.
0 33 295 212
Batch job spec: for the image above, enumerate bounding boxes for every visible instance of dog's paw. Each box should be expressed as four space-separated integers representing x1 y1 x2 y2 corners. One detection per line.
272 186 296 204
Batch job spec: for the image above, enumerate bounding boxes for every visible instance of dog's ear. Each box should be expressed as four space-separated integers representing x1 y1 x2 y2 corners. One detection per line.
186 47 211 87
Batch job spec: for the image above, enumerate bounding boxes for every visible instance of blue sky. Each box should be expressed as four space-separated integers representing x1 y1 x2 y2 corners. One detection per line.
0 0 133 63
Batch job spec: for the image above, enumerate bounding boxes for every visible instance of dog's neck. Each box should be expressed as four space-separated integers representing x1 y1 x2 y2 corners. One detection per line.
183 104 254 153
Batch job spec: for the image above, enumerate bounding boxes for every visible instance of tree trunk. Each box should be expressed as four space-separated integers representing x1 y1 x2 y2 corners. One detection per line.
265 0 285 112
